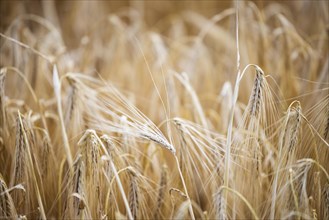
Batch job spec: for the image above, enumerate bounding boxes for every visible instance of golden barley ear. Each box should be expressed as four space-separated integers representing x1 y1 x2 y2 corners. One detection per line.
281 102 302 161
140 132 176 154
288 104 302 153
77 129 102 218
214 190 227 220
0 176 18 218
324 98 329 141
65 154 86 219
11 116 28 210
78 130 101 183
40 135 50 178
128 169 139 220
249 68 264 118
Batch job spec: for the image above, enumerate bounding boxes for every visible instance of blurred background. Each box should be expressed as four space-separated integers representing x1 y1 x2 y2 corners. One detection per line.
0 0 329 109
1 0 327 49
0 0 327 114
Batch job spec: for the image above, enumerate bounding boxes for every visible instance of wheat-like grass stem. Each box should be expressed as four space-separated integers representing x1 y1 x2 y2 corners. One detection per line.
53 65 73 169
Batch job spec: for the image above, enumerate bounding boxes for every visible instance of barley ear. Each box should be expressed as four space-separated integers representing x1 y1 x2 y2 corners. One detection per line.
78 129 100 185
288 103 302 152
249 68 264 118
323 183 329 220
11 116 27 209
214 190 227 220
324 98 329 141
66 155 86 218
128 169 139 220
0 176 17 218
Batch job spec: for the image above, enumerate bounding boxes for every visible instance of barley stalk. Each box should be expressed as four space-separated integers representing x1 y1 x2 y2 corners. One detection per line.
53 65 73 169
